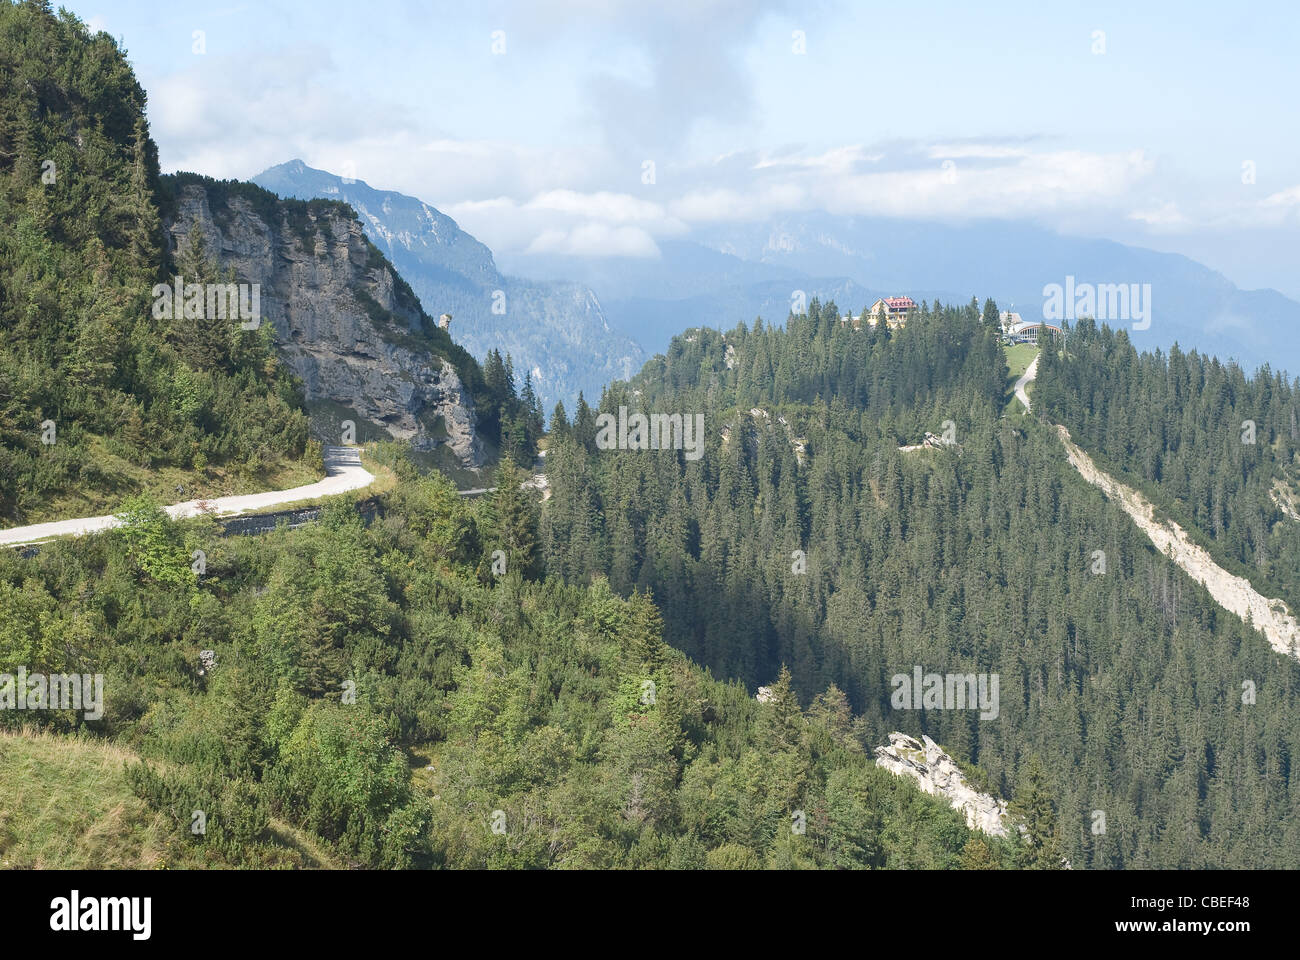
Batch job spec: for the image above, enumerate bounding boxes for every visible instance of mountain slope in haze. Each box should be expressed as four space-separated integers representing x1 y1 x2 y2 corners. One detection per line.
506 215 1300 378
252 161 643 412
502 239 971 357
504 238 810 303
597 269 969 357
693 215 1300 378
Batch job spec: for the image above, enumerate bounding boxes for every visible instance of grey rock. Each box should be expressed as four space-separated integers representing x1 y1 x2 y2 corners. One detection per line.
164 183 484 469
252 160 644 412
874 732 1010 837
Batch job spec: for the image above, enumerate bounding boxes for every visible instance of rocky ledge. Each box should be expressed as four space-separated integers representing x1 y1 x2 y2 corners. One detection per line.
874 733 1009 837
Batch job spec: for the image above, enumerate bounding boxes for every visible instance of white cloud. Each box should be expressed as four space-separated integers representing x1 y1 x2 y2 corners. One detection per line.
528 189 668 223
753 145 882 173
349 139 1172 253
926 143 1032 160
669 146 1156 225
1263 185 1300 208
527 0 800 155
142 48 607 206
669 182 807 223
137 49 1220 257
526 223 661 258
1239 184 1300 229
1128 202 1189 228
443 188 684 257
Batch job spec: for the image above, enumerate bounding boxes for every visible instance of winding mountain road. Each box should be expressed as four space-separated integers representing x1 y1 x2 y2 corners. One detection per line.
0 446 374 547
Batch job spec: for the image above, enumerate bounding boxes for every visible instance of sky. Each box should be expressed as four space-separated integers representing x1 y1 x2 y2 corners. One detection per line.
64 0 1300 297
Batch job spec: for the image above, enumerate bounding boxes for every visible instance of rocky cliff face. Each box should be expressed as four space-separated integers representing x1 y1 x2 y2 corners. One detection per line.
252 160 643 411
163 180 484 470
874 733 1010 837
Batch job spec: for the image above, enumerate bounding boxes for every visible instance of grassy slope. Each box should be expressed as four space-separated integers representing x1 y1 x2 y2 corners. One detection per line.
1004 343 1039 381
1002 343 1039 416
0 729 337 869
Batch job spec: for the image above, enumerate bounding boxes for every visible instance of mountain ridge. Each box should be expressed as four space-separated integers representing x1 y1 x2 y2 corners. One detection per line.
506 217 1300 378
252 160 643 412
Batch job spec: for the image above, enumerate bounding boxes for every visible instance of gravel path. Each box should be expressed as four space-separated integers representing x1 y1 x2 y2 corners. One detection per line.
1014 353 1039 412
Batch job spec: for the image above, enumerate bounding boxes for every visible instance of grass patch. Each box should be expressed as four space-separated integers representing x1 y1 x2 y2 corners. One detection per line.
0 728 171 869
0 728 338 869
1002 344 1040 416
1004 343 1039 382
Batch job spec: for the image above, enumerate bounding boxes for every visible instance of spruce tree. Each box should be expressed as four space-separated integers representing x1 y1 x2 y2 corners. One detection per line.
485 458 541 579
1009 756 1064 869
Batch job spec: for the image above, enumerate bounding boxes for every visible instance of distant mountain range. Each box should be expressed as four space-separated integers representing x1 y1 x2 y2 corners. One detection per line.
252 161 643 412
502 215 1300 379
254 163 1299 390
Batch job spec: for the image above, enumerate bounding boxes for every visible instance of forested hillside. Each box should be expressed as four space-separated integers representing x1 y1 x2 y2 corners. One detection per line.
538 299 1300 868
0 2 544 522
0 2 311 522
1037 320 1300 613
0 451 1026 869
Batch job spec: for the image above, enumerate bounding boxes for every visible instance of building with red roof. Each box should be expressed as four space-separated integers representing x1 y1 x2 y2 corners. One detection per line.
867 296 917 327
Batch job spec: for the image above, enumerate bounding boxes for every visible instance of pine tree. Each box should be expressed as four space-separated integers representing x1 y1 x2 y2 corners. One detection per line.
1009 756 1064 869
959 835 999 870
981 297 1000 331
550 400 570 438
485 458 540 579
521 371 542 440
574 391 597 451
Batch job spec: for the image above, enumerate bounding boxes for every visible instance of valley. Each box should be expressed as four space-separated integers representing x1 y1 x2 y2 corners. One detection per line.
2 0 1299 885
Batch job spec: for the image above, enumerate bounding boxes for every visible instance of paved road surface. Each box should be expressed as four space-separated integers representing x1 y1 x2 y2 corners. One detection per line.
0 446 374 547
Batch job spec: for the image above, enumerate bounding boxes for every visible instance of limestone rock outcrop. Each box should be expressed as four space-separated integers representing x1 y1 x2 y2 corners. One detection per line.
874 733 1009 837
164 182 484 469
250 160 643 412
